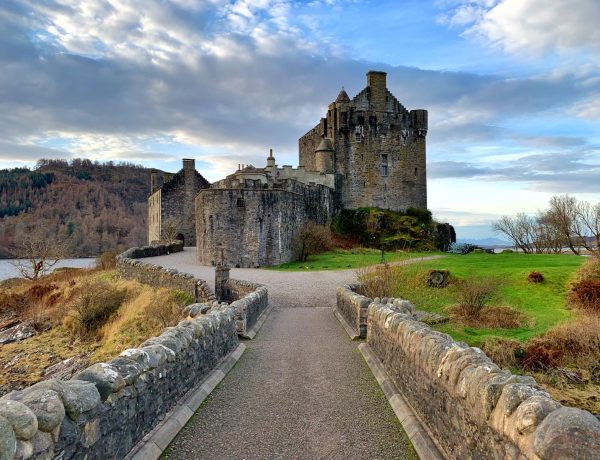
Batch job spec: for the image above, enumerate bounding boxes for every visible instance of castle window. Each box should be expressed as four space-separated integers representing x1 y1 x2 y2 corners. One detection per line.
354 125 363 143
237 198 245 208
381 154 388 177
415 167 418 177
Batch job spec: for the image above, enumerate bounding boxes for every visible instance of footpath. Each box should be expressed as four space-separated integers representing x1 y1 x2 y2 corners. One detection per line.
148 249 437 459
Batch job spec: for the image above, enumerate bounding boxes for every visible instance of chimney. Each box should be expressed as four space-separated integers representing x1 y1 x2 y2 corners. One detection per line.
183 158 195 171
150 169 159 193
367 70 387 112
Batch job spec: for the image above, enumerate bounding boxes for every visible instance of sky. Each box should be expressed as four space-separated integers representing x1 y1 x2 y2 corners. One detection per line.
0 0 599 239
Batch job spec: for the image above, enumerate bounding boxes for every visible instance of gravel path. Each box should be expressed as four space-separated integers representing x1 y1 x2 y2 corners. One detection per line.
145 249 440 459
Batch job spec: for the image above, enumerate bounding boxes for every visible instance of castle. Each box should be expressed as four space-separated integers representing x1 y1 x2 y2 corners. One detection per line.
148 71 428 267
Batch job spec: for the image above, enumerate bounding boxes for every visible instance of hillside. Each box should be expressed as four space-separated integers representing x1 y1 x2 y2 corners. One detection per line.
0 159 150 257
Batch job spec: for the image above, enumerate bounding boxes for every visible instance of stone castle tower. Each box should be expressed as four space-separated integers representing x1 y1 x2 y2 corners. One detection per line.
148 71 428 267
299 70 427 211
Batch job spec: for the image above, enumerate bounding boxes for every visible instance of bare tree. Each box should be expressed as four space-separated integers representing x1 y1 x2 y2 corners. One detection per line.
10 227 71 280
546 195 583 255
293 222 333 262
576 201 600 254
161 217 184 243
534 211 564 254
492 214 536 253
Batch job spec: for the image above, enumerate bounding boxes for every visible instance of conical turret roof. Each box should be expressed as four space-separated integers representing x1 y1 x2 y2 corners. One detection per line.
315 138 334 152
335 88 350 103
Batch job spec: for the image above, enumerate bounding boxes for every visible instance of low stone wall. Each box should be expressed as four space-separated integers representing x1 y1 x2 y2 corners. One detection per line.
366 299 600 459
336 284 371 338
0 305 239 459
225 279 269 336
117 242 215 303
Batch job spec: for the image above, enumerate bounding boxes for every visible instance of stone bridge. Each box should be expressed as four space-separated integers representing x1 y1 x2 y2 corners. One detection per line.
1 248 598 459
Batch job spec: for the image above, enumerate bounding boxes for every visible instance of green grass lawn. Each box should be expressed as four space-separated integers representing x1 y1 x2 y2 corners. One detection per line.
392 252 585 346
266 248 437 271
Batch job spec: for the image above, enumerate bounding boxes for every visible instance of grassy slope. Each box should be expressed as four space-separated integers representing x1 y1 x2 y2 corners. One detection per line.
0 269 190 393
393 253 584 346
267 248 437 271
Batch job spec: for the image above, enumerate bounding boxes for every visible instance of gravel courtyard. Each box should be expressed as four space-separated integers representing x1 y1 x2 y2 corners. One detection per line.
147 249 419 459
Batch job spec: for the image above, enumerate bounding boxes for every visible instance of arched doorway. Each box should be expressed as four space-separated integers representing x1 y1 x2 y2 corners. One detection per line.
176 233 185 246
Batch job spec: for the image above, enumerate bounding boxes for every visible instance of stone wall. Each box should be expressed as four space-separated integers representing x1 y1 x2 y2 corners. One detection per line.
117 242 215 303
196 182 334 268
336 284 371 338
0 305 239 459
147 159 211 246
365 299 600 459
225 279 268 336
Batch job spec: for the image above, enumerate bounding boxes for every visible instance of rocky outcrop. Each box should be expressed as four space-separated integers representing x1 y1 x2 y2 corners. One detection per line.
366 300 600 459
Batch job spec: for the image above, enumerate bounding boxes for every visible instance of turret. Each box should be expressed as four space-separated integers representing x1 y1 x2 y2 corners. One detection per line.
150 169 159 193
367 70 387 112
410 110 428 138
315 138 334 173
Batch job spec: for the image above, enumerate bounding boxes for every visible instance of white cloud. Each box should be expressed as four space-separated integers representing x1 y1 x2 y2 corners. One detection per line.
441 0 600 57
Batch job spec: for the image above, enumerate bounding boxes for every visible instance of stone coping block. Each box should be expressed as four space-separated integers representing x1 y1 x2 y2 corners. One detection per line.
365 299 600 460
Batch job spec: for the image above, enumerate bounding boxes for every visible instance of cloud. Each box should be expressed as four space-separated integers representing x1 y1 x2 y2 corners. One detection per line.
0 0 597 206
440 0 600 57
428 149 600 193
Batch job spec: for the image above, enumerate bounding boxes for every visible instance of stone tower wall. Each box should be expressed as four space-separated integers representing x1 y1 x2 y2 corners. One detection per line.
148 159 210 245
298 72 427 212
196 183 333 268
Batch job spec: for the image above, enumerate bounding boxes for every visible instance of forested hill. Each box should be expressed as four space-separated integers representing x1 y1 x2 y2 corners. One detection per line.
0 159 151 257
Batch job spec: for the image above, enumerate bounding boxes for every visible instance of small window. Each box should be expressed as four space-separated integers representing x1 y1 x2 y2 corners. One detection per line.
414 167 418 177
381 154 388 177
237 198 245 207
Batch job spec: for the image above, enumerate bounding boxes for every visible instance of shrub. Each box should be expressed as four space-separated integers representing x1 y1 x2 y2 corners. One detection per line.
569 280 600 313
96 250 119 270
355 264 411 299
522 315 600 372
522 343 562 371
450 305 527 329
293 222 333 262
501 249 514 254
472 248 485 254
481 338 524 369
527 271 545 283
453 276 499 317
65 280 127 337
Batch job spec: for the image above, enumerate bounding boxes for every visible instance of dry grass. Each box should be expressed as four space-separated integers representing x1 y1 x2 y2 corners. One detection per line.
450 305 529 329
452 276 500 317
568 256 600 313
355 264 408 299
0 270 191 394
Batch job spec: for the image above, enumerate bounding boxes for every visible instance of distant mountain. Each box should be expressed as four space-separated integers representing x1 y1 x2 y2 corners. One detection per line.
0 159 150 258
456 237 512 248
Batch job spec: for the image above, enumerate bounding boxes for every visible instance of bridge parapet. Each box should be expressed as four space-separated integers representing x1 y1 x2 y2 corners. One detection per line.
365 299 600 459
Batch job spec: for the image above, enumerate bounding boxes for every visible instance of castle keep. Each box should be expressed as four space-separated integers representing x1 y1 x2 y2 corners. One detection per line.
148 71 428 267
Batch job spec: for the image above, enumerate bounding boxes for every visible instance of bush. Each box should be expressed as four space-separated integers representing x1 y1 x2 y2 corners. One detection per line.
96 250 119 270
522 343 562 371
65 279 127 337
528 272 545 283
293 222 333 262
481 338 524 369
355 264 412 299
453 276 499 317
472 248 485 254
569 280 600 312
501 249 514 254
